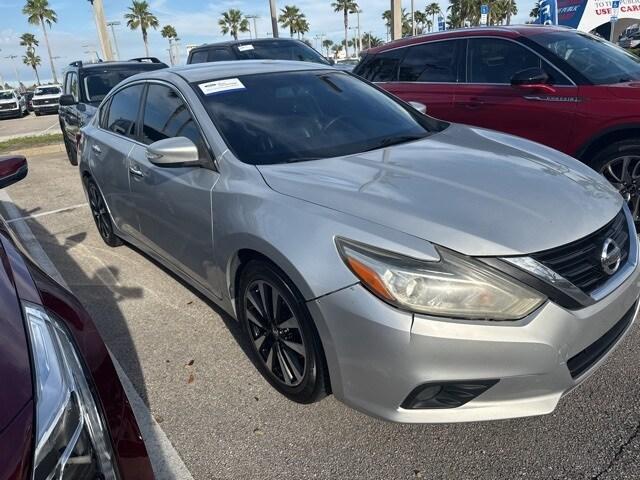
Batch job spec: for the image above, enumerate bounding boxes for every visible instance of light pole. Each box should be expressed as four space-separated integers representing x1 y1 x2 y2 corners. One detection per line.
391 0 402 40
107 21 121 60
5 54 21 89
269 0 279 38
411 0 416 36
246 15 259 39
356 8 362 56
88 0 114 60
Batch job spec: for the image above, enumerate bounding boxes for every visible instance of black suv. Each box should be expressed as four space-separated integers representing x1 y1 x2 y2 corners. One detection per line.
186 38 352 69
59 57 167 165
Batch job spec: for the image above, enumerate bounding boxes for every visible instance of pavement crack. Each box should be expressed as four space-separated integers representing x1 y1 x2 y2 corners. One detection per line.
591 418 640 479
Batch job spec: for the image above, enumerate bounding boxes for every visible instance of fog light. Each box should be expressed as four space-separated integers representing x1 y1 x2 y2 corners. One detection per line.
401 380 499 409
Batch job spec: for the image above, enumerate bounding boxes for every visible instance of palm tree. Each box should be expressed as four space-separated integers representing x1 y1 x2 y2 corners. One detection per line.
332 0 358 59
425 2 442 31
161 24 178 65
279 5 301 37
530 0 541 21
219 9 250 40
19 32 39 52
294 16 310 39
22 0 58 83
361 32 383 49
414 11 429 34
125 0 159 57
383 8 413 37
322 39 334 57
331 43 343 59
23 50 41 85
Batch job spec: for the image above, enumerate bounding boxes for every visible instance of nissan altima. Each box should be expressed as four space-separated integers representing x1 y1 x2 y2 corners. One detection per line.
77 60 639 423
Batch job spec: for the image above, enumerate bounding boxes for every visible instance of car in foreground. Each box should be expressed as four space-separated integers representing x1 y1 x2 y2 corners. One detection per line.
187 37 353 71
0 89 27 119
78 60 639 423
0 155 154 477
31 84 62 116
355 25 640 227
59 57 168 166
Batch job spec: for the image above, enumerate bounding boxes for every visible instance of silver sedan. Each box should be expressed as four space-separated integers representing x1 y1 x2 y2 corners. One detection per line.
78 60 639 423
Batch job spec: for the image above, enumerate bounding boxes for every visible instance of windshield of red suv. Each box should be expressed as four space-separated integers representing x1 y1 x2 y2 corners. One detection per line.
531 31 640 84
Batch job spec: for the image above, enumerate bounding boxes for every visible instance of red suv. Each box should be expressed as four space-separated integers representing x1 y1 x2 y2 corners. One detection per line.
355 25 640 225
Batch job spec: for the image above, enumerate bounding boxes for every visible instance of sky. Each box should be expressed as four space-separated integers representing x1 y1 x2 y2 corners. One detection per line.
0 0 537 86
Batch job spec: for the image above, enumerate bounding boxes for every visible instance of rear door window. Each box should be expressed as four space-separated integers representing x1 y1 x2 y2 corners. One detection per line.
398 40 463 82
105 84 144 139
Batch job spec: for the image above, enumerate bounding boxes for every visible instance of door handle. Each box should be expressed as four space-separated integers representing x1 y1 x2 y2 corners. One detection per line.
129 163 144 178
91 144 102 154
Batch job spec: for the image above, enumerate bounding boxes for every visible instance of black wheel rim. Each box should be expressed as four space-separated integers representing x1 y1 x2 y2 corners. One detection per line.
88 184 112 241
600 155 640 227
245 280 307 387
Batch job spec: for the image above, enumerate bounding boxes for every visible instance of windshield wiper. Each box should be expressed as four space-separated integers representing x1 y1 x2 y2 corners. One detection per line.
367 134 427 151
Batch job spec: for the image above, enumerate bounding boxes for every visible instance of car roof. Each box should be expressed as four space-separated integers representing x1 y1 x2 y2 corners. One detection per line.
367 24 573 53
190 37 305 51
64 60 167 72
135 60 335 84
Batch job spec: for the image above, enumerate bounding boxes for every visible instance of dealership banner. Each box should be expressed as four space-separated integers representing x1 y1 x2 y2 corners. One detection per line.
539 0 640 31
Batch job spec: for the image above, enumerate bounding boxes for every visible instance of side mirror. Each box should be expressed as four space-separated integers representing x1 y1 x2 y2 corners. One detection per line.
0 155 28 189
408 101 427 114
510 67 555 93
59 94 76 106
327 58 335 65
146 137 199 167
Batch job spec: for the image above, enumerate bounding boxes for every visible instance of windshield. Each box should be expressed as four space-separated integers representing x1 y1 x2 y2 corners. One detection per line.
195 70 440 165
0 91 15 100
234 41 330 65
34 86 60 96
83 68 153 103
530 31 640 84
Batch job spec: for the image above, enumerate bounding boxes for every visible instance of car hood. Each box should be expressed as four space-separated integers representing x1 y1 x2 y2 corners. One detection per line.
257 124 622 256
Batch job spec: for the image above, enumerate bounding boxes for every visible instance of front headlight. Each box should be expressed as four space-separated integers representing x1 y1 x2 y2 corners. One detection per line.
23 302 118 480
336 238 545 320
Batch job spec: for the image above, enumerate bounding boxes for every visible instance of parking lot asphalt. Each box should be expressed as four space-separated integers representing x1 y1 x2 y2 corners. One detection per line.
1 149 639 480
0 112 61 141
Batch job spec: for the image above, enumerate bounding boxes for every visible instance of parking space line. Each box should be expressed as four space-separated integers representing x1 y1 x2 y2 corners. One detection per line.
41 121 59 134
0 190 195 480
5 203 89 224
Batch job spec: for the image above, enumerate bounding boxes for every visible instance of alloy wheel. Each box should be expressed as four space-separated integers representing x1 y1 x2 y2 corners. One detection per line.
244 280 307 387
88 183 112 242
600 155 640 226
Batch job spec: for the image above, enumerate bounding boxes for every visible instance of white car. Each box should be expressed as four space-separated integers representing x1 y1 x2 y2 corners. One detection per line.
0 89 27 119
31 84 62 116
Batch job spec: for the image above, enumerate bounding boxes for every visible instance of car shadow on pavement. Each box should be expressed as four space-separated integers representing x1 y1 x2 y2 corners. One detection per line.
2 203 149 405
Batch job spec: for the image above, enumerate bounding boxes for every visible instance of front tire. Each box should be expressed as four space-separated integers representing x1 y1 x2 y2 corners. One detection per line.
85 178 122 247
590 139 640 230
237 260 328 404
63 135 78 166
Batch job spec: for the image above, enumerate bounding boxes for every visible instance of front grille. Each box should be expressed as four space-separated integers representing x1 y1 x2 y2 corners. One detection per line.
33 98 57 106
0 103 16 110
531 210 630 294
567 302 636 378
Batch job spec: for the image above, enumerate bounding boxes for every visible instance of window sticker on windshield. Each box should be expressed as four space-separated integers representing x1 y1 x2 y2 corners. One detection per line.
238 44 254 52
198 78 246 95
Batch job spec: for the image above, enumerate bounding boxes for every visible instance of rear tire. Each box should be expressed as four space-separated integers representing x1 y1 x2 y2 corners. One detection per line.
85 178 122 247
237 260 328 404
589 139 640 230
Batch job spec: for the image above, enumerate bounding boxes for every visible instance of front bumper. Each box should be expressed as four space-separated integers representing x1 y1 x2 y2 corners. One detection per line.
33 103 59 113
308 262 640 423
0 107 21 118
